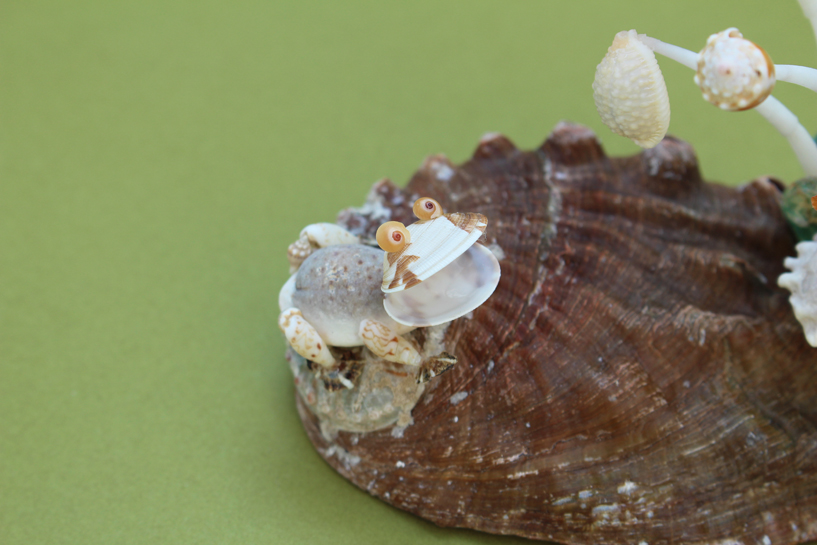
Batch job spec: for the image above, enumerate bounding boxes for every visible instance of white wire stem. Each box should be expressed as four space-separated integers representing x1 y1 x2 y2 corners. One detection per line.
799 0 817 50
756 96 817 177
639 34 817 178
776 65 817 92
638 35 698 69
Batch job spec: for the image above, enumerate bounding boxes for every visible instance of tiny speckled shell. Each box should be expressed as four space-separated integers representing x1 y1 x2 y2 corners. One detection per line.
593 29 670 148
380 212 487 293
778 237 817 346
694 28 775 112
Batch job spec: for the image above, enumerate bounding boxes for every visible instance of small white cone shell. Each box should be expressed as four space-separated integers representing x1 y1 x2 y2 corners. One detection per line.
593 29 671 148
778 238 817 347
278 308 336 367
384 243 501 327
695 28 775 112
381 212 487 293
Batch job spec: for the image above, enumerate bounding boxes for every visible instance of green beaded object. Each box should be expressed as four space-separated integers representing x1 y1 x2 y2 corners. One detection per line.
781 178 817 242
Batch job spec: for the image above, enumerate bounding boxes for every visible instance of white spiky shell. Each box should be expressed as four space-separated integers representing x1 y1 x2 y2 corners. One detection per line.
778 237 817 347
593 29 671 148
381 212 488 293
694 28 775 111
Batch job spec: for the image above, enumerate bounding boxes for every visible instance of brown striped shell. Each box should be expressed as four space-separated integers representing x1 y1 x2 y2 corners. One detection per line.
293 123 817 545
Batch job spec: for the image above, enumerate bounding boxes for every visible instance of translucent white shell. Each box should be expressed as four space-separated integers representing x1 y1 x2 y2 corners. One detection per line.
384 242 501 327
593 29 671 148
778 238 817 347
381 212 488 293
694 28 775 111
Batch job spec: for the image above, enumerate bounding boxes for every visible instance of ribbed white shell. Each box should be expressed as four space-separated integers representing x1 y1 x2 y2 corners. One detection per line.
593 29 671 148
778 237 817 347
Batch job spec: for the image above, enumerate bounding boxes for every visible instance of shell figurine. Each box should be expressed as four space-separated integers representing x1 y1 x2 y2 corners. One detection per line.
279 124 817 544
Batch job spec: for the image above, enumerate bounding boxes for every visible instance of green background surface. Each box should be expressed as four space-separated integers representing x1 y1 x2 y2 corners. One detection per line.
2 1 815 544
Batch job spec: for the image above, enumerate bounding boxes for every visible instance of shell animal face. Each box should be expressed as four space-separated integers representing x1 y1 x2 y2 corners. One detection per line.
291 125 817 545
378 203 501 327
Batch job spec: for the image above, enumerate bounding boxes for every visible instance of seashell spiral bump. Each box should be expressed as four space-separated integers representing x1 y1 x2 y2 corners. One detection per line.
294 124 817 545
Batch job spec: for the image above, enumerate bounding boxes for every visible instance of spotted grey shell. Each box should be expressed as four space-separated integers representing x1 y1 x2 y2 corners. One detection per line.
295 123 817 545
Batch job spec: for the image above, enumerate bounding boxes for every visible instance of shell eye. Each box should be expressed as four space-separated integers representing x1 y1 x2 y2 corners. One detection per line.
376 221 410 252
413 197 443 221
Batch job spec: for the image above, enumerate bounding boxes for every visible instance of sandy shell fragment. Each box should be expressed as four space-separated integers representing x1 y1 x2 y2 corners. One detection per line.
381 212 487 293
778 237 817 346
593 29 670 148
278 308 335 367
694 28 775 111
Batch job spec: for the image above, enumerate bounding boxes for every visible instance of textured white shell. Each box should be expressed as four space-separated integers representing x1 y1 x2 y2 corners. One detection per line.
384 243 501 327
381 212 487 293
694 28 775 111
778 237 817 347
593 29 670 148
278 308 336 367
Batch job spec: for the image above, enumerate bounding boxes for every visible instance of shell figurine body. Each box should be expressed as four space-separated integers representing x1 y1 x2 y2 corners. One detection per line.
288 124 817 545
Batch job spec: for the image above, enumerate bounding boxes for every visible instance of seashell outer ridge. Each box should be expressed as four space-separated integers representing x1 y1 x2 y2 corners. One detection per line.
294 125 817 545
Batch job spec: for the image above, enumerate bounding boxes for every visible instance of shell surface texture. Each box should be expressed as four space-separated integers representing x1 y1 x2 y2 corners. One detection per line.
291 124 817 545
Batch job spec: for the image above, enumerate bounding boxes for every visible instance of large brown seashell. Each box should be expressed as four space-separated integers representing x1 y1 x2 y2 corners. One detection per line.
293 123 817 544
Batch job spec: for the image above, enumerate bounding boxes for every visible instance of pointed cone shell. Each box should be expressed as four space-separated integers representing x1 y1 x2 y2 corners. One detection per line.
384 242 501 327
381 212 487 293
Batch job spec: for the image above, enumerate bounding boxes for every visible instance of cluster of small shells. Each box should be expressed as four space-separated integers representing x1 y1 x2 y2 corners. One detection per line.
694 28 776 111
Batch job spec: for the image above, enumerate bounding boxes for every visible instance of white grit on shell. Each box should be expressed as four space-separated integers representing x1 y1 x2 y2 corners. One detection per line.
593 29 671 148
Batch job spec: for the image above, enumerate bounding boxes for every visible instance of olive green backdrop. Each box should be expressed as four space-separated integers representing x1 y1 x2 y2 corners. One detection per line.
2 1 814 544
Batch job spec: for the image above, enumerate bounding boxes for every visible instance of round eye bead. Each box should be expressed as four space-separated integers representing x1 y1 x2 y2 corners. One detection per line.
413 197 443 221
376 221 411 252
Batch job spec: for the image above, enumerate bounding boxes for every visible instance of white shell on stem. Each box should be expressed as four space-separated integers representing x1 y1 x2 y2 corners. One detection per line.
778 237 817 347
694 28 775 111
593 29 671 148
